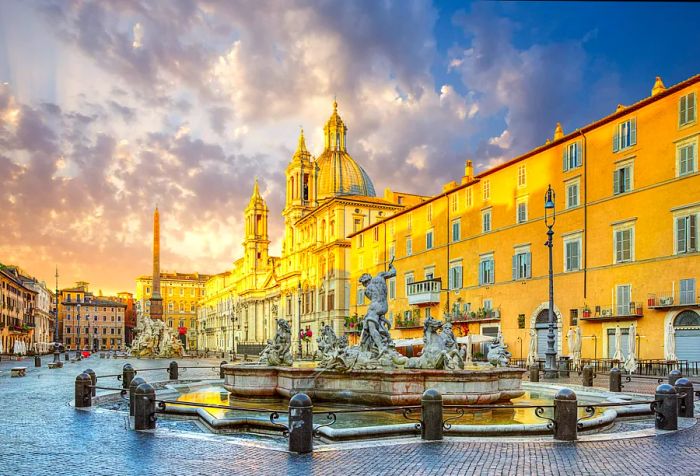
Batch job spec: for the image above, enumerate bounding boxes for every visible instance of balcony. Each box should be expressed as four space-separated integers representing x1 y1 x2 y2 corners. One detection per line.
580 303 643 322
647 290 699 309
407 279 441 306
451 308 501 323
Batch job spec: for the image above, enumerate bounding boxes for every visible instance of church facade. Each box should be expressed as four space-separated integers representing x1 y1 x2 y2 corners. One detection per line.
197 103 424 355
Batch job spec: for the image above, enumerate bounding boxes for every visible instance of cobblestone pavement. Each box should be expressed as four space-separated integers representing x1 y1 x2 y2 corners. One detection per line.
1 355 699 476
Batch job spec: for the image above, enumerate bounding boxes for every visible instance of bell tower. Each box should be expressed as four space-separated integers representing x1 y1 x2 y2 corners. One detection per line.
282 128 317 257
244 178 270 273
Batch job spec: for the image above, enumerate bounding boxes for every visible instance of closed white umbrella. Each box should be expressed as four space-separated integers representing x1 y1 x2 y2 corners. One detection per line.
0 339 3 354
624 323 637 373
13 340 18 355
612 326 623 363
665 321 678 361
573 326 582 371
567 328 575 357
526 328 538 367
464 333 473 365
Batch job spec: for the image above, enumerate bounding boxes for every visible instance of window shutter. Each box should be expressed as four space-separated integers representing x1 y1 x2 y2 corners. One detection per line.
490 259 495 284
613 127 620 152
478 262 483 286
680 95 688 125
630 118 637 146
449 268 454 290
512 255 517 280
690 93 696 122
563 147 569 171
457 266 463 289
690 215 697 251
615 232 622 262
623 167 630 192
613 169 620 194
576 143 582 167
526 252 532 278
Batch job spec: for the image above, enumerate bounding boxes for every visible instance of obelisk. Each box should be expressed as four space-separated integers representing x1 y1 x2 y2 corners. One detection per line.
149 206 164 320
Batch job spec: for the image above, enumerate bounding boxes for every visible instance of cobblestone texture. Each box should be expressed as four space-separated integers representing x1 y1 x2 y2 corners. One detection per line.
0 356 699 476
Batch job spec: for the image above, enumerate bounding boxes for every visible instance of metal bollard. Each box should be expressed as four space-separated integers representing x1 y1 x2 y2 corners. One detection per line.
129 377 146 417
675 378 694 418
668 369 682 386
34 355 41 367
75 372 92 408
529 365 540 382
52 350 63 368
553 388 578 441
64 352 69 361
421 388 443 441
168 361 178 380
134 382 156 431
654 384 678 431
122 363 135 389
609 367 622 392
582 365 594 387
220 361 227 379
288 393 313 454
84 368 97 397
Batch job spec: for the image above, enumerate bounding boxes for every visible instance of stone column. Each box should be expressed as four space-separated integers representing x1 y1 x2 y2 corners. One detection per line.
288 393 313 454
654 384 678 431
553 388 577 441
421 389 443 441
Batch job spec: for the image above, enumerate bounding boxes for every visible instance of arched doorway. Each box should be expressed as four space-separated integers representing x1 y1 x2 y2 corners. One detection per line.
535 309 559 359
674 310 700 361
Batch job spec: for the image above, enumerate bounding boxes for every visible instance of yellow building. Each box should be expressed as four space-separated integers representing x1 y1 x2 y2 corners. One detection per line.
198 102 425 355
350 74 700 364
135 272 210 349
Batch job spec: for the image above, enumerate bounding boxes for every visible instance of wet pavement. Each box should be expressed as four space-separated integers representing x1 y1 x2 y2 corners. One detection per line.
0 355 699 476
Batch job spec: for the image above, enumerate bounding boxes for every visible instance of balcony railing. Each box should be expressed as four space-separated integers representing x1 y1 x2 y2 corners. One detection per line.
406 279 441 306
450 308 501 322
580 303 643 321
647 290 699 309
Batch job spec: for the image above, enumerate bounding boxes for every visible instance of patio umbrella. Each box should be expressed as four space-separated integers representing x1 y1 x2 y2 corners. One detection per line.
456 335 496 345
573 326 582 372
665 321 678 362
612 326 623 363
567 328 575 357
526 328 538 367
624 323 637 374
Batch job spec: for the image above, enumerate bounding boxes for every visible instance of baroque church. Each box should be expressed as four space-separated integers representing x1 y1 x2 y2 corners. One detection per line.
197 102 425 354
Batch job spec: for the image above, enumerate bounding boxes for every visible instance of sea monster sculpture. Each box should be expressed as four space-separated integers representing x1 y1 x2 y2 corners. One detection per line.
259 318 293 366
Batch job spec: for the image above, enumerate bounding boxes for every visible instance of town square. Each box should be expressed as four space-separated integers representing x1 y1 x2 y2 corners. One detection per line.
1 1 699 475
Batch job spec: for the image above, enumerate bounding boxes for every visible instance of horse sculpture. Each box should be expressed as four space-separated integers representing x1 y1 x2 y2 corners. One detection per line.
407 316 464 370
259 319 293 366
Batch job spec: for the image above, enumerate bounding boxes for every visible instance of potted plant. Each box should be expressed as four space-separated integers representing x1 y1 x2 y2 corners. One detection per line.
636 304 643 316
582 305 591 318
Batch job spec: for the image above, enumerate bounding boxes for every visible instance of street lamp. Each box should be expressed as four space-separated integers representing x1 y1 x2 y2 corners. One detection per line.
76 303 82 359
543 184 558 378
297 283 302 358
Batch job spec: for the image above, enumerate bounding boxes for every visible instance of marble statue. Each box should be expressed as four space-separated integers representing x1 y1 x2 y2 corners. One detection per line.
406 316 464 370
258 318 293 366
130 316 185 358
315 324 351 370
487 331 511 367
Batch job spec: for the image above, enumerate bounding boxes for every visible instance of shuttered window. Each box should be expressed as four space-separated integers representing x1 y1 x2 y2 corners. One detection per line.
679 92 696 126
479 257 494 285
614 228 633 263
613 118 636 152
562 142 582 171
448 264 463 290
512 252 532 280
680 278 696 305
616 285 631 315
678 142 696 176
676 214 698 254
613 165 632 194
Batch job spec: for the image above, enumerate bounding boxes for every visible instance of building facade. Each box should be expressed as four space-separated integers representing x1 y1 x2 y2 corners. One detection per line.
0 266 37 354
349 75 700 363
135 272 210 350
58 284 127 351
197 103 424 355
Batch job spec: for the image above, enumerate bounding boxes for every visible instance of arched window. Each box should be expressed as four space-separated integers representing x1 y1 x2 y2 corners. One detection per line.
674 310 700 327
319 257 326 278
535 310 550 325
328 253 335 277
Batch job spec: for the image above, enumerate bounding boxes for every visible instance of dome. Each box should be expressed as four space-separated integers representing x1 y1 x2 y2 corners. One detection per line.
315 100 376 199
316 150 376 199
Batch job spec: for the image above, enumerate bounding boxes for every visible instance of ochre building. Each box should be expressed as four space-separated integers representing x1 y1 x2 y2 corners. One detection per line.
349 74 700 363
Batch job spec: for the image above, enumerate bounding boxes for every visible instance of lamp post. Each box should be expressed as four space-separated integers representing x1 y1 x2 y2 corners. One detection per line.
76 303 82 359
297 283 302 358
543 184 558 378
53 268 61 364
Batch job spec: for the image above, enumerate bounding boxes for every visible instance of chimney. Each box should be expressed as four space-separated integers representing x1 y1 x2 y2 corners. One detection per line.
464 160 474 180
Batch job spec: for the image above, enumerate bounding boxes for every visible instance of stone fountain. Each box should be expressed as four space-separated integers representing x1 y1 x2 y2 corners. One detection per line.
130 316 185 358
223 260 525 405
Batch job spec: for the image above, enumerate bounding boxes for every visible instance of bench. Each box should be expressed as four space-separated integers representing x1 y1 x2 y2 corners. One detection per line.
11 367 27 377
48 362 63 369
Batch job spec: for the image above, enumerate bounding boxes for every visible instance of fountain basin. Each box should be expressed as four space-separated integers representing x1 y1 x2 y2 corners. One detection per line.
222 364 526 405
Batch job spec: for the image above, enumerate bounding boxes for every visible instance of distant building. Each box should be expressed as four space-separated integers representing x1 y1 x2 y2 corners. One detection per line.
0 265 37 354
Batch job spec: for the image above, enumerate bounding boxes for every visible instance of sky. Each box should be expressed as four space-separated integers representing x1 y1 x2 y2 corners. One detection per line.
0 1 699 295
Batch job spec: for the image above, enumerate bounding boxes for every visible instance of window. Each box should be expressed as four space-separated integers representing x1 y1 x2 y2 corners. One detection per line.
482 209 491 233
405 273 414 294
512 248 532 280
518 165 526 187
168 302 174 311
676 214 698 254
353 218 362 233
616 285 631 316
680 278 696 305
388 277 396 300
613 118 636 152
358 234 364 248
426 230 434 250
677 140 697 176
146 287 150 294
427 204 433 222
451 220 461 242
613 163 633 194
465 188 473 207
563 141 582 171
389 242 396 259
614 226 634 263
564 237 581 272
679 92 696 127
479 254 495 285
357 288 365 306
448 262 463 290
566 180 580 209
482 180 490 201
424 267 434 280
516 200 528 224
373 249 380 264
451 194 458 212
373 227 379 242
406 237 412 256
